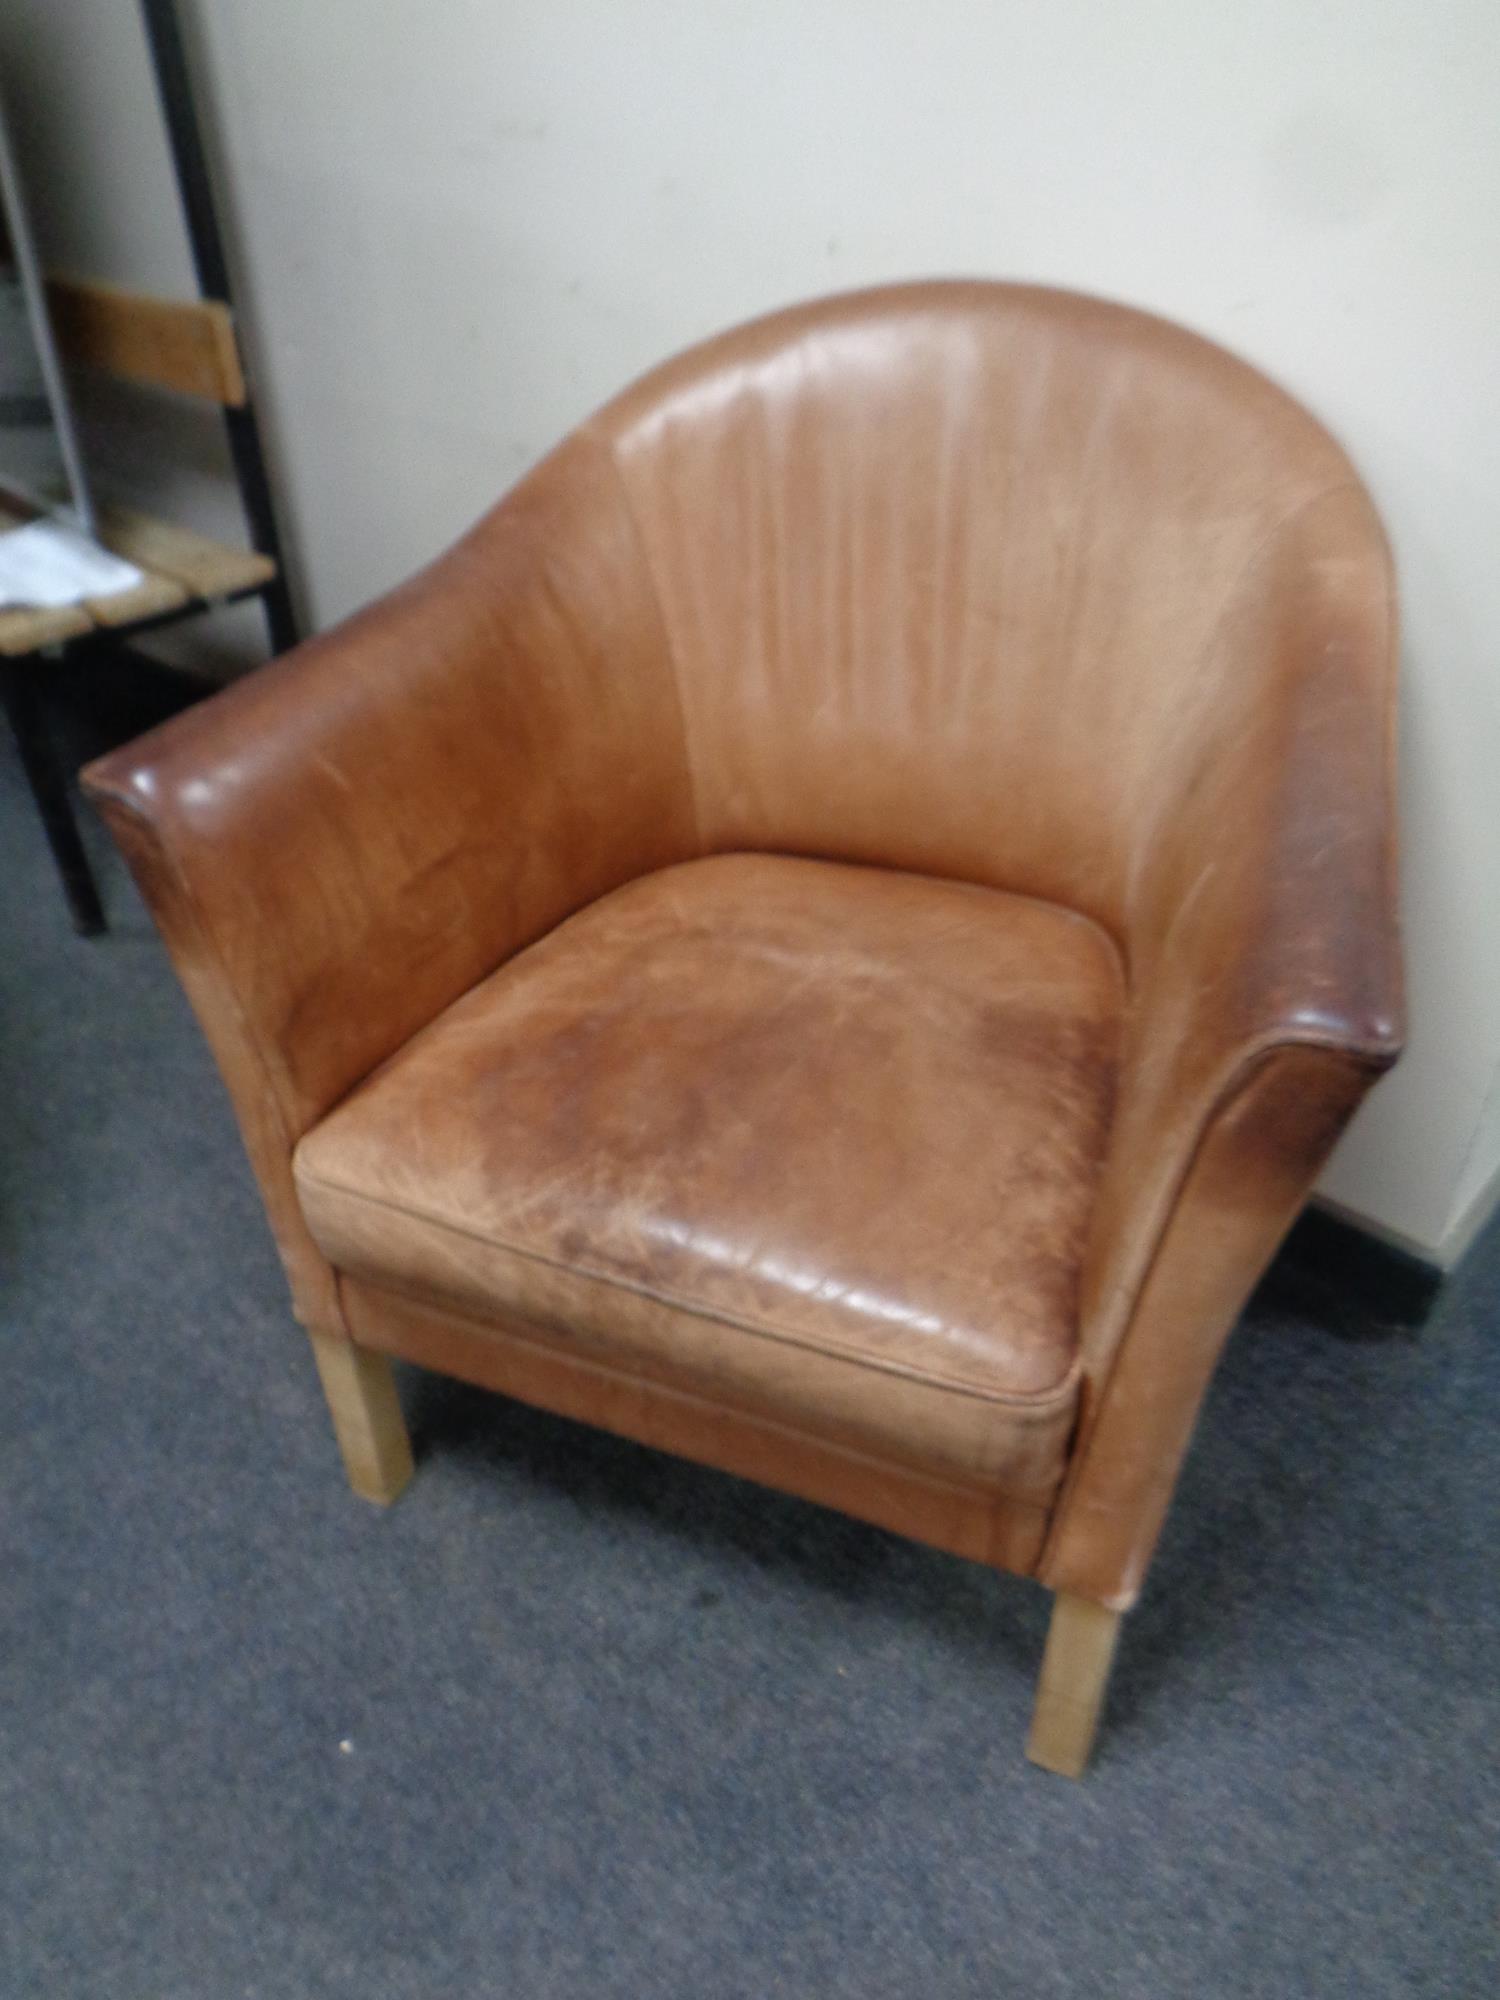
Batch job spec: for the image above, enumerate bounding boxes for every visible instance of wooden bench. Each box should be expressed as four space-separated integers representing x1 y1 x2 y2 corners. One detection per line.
0 498 277 660
1 275 295 932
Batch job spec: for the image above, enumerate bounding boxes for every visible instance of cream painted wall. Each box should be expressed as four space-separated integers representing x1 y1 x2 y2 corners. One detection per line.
4 0 1497 1262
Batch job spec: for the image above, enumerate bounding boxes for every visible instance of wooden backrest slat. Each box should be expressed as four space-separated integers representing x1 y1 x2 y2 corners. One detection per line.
44 274 247 407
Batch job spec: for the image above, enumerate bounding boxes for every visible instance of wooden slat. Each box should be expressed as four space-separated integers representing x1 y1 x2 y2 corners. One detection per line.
83 570 189 629
1 497 106 653
44 274 247 407
0 601 94 657
1 507 275 658
97 505 276 600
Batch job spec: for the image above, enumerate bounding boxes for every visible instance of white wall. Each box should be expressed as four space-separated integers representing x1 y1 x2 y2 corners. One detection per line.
5 0 1498 1262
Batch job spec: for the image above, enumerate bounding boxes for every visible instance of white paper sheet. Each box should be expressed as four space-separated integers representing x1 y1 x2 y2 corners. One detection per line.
0 518 144 610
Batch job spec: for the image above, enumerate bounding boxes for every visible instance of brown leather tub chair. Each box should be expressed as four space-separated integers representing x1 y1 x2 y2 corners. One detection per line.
83 282 1402 1775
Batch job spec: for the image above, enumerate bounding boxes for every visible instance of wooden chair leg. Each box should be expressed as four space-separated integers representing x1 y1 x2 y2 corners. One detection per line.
307 1331 414 1505
1026 1590 1123 1778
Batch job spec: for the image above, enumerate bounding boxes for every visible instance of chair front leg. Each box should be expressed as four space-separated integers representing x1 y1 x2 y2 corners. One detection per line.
1026 1590 1123 1778
307 1330 414 1505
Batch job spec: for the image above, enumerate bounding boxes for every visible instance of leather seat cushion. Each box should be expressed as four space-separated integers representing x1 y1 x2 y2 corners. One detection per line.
294 854 1123 1495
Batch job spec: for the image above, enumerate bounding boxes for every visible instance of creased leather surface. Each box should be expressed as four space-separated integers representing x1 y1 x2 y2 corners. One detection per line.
84 281 1402 1603
296 855 1121 1488
600 285 1381 939
84 431 697 1323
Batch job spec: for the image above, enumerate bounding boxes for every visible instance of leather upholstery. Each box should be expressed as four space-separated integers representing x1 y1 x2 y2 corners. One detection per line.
83 281 1401 1611
336 1281 1058 1574
295 853 1122 1491
83 432 697 1329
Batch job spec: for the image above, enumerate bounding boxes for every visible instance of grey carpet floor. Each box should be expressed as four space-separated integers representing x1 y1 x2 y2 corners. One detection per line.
2 692 1497 1999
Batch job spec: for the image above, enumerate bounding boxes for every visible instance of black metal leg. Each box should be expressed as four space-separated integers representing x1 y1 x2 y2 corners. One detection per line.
0 662 106 935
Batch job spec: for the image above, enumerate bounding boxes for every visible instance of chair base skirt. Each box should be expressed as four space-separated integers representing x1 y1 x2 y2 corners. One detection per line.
333 1277 1056 1576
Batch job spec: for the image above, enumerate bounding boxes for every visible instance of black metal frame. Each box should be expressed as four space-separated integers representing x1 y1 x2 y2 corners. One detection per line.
139 0 298 653
2 658 106 933
4 0 299 935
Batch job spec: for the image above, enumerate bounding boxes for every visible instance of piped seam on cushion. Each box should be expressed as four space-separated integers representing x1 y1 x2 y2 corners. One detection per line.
294 1164 1083 1413
342 1271 1070 1514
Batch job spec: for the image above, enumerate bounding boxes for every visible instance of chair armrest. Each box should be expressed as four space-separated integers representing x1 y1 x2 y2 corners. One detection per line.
1041 482 1403 1606
83 432 696 1328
